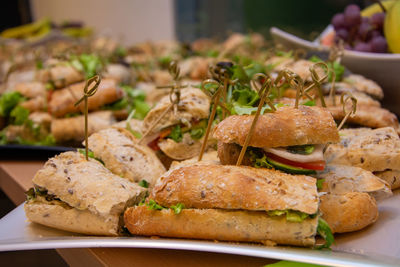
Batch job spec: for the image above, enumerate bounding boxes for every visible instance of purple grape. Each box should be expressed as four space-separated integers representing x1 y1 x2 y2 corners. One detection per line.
354 42 372 52
371 30 381 39
344 4 362 27
336 28 349 40
371 12 385 30
332 13 346 30
361 16 370 24
358 22 372 41
370 36 387 53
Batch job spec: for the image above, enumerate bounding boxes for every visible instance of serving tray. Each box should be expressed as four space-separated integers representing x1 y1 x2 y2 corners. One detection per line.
0 191 399 267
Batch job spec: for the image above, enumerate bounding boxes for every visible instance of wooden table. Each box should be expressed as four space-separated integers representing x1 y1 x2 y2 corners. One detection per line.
0 160 277 267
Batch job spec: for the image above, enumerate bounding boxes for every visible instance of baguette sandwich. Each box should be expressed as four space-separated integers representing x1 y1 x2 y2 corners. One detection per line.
214 105 339 174
24 151 146 236
141 87 211 161
324 127 400 189
87 127 165 186
124 164 333 247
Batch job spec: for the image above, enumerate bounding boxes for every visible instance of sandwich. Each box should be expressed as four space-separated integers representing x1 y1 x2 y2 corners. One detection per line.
48 79 124 118
124 164 333 248
324 127 400 190
51 110 115 144
24 151 146 236
213 105 339 174
87 127 166 186
141 87 211 161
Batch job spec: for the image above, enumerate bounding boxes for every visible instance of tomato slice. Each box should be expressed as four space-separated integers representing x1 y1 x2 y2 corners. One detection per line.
266 152 325 171
147 137 160 151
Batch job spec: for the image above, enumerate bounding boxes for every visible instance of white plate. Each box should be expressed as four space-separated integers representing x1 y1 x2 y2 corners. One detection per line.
1 191 399 267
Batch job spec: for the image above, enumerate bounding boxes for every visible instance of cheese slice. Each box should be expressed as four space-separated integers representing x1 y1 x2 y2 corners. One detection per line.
264 145 324 163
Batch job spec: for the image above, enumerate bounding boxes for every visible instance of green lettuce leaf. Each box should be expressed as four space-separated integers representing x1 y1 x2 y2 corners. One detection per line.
267 209 310 222
138 180 149 188
316 217 335 249
10 106 29 125
309 55 345 82
170 203 185 214
168 125 183 142
0 92 25 117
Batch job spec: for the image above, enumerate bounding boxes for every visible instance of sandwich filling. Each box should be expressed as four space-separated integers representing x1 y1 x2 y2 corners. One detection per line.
250 144 326 174
147 119 207 151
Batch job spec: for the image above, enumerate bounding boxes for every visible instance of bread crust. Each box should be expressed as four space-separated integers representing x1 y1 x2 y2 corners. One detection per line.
317 164 392 200
32 151 146 218
374 170 400 190
151 164 318 214
142 88 210 134
51 111 115 143
88 127 165 185
327 105 400 134
49 79 123 117
213 106 339 148
319 192 378 233
124 206 317 247
24 201 119 236
324 127 400 172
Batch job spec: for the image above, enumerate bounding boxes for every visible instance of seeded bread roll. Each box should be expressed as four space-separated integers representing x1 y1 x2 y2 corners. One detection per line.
319 192 378 233
32 151 146 218
49 79 124 117
51 111 115 143
87 127 165 185
317 164 392 200
142 87 210 135
151 164 319 214
25 200 120 236
213 106 339 148
327 105 400 134
374 170 400 190
324 127 400 172
124 206 318 247
36 64 84 88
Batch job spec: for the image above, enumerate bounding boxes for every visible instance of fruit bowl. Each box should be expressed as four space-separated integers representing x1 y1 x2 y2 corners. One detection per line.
270 26 400 115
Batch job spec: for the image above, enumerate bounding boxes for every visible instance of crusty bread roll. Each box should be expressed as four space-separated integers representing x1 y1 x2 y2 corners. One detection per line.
25 201 120 236
319 192 378 233
26 151 147 235
51 111 115 143
142 87 210 135
327 105 400 134
49 79 124 117
317 164 392 200
87 127 165 185
374 170 400 190
32 151 146 218
151 164 318 214
213 106 339 148
124 206 318 247
36 64 84 88
324 127 400 176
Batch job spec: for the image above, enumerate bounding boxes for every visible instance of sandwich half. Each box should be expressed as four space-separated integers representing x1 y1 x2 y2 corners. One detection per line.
24 151 146 236
124 164 333 247
214 105 339 174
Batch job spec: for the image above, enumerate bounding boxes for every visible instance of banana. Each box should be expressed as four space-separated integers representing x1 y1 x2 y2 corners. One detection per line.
384 0 400 53
361 0 395 17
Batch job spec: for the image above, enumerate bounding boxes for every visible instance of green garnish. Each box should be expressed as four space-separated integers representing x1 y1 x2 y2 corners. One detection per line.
316 179 325 190
146 199 166 211
267 209 310 222
254 154 273 169
77 148 105 165
168 125 183 143
138 180 149 188
287 145 315 155
309 56 345 82
69 53 103 79
10 106 29 125
302 100 316 106
190 128 204 140
170 203 185 214
316 218 334 249
0 91 25 117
